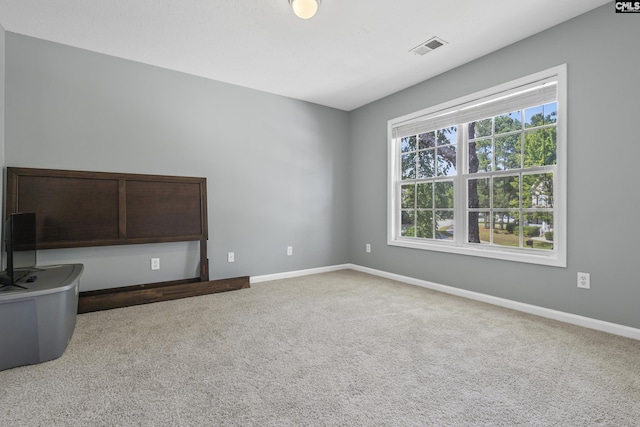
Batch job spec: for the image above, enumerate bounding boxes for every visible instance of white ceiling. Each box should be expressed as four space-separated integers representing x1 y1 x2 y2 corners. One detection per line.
0 0 609 111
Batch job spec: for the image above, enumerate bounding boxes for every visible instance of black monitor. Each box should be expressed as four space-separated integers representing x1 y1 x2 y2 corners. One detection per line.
1 212 37 289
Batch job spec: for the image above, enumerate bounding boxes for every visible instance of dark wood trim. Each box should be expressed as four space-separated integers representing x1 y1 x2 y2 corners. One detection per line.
118 179 127 239
199 179 209 241
199 239 209 281
78 276 250 313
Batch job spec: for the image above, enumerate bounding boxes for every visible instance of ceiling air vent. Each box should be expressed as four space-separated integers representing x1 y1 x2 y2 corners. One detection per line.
410 37 447 56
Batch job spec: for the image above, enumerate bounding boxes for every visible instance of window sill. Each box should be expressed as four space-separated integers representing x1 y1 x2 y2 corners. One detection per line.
388 237 566 268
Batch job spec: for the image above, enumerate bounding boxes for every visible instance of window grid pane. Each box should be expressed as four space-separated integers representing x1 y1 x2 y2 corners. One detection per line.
397 126 457 242
396 100 557 253
464 101 557 250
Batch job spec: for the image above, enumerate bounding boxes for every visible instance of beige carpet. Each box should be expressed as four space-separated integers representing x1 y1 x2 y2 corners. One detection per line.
1 270 639 426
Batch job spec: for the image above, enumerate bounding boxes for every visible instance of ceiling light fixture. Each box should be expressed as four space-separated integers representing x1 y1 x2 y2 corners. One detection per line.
289 0 321 19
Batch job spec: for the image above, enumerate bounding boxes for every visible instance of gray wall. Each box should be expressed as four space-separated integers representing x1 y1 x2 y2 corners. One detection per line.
348 4 640 329
4 34 350 291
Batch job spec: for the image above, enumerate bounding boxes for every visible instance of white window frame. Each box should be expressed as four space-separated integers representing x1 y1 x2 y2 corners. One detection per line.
387 65 567 267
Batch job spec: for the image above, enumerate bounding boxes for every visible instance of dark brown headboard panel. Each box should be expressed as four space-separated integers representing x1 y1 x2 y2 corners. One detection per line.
5 167 208 250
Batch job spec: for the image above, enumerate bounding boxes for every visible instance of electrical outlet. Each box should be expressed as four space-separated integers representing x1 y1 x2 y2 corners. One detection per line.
287 246 293 256
366 243 371 253
227 252 235 263
577 272 590 289
151 258 160 271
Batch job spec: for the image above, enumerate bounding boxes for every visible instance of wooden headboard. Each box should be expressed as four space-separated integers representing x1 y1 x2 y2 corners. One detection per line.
4 167 254 312
5 167 209 280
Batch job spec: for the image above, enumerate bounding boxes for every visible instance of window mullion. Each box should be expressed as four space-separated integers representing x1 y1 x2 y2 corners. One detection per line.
519 173 523 248
455 124 466 246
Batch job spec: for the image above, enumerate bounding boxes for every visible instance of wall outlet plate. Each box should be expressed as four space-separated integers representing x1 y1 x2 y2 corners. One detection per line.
287 246 293 256
227 252 235 263
151 258 160 270
577 272 590 289
366 243 371 253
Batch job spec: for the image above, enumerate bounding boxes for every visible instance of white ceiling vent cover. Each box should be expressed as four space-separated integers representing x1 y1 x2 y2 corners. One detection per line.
410 37 448 56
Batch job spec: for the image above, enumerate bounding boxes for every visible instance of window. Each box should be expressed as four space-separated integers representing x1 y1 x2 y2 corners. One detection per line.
388 65 566 267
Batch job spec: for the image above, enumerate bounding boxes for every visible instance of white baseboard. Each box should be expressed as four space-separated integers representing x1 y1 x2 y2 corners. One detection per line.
250 264 352 284
251 263 640 341
348 264 640 341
